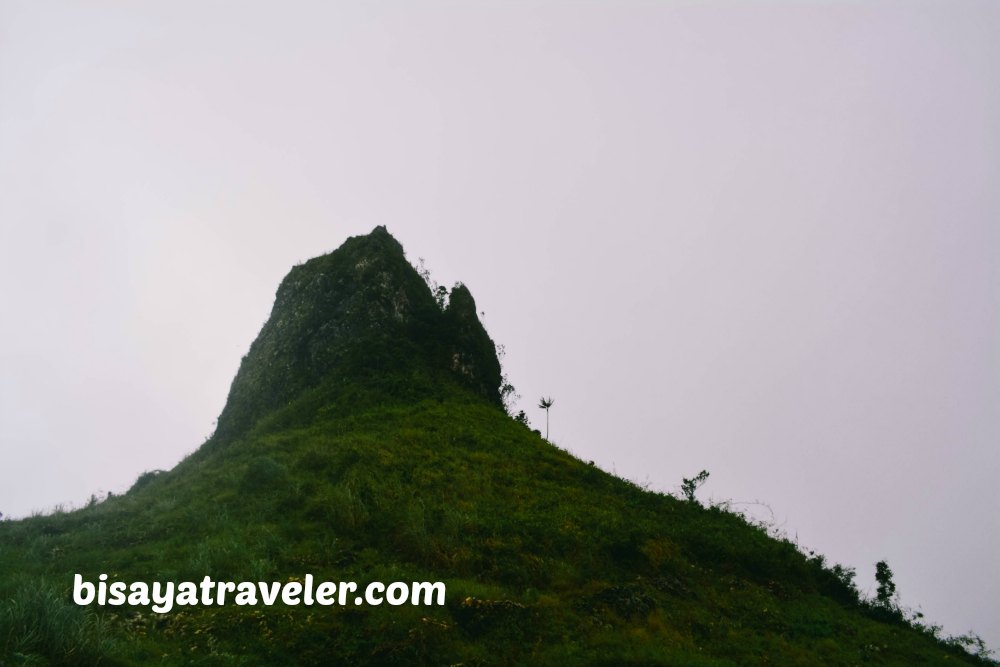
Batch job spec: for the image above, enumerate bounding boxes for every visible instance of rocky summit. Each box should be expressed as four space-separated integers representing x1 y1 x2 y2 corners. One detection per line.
215 226 502 439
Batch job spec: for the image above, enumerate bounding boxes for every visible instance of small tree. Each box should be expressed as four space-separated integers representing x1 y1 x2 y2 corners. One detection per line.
500 377 519 415
416 258 449 310
681 470 710 503
538 396 554 440
433 285 449 310
875 560 897 609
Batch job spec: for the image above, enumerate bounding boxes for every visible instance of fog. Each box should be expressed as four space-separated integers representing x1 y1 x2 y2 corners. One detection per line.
1 0 997 648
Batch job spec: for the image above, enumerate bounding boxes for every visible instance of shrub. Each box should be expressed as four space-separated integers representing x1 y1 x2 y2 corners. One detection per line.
681 470 709 503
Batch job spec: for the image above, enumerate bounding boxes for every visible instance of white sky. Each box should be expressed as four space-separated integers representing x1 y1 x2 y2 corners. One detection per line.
1 0 997 650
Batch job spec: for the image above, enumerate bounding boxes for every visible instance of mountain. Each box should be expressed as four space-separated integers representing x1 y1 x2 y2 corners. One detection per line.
0 228 990 666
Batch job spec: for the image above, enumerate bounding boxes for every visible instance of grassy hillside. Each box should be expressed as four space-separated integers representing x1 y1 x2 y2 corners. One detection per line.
1 391 991 665
1 229 992 665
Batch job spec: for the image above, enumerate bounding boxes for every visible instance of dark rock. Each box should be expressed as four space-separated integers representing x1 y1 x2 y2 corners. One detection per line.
214 227 503 438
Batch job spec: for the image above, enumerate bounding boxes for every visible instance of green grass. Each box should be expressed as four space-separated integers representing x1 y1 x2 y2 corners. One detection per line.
0 393 992 665
1 228 992 664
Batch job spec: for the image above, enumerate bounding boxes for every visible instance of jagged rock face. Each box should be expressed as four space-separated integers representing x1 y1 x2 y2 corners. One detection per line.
444 284 502 403
215 226 503 438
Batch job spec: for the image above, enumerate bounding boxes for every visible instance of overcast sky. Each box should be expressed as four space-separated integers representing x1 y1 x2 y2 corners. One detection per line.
1 0 997 650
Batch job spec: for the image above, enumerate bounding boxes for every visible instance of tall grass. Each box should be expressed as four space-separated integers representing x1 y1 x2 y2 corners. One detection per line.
0 581 117 665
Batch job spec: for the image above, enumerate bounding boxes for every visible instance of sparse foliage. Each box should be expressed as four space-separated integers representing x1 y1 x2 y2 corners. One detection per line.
434 285 449 310
416 257 450 310
496 345 520 415
945 633 997 662
538 396 554 440
416 257 433 287
681 470 710 503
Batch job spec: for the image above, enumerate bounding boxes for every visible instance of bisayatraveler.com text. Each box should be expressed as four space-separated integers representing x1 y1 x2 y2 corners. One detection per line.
73 574 445 613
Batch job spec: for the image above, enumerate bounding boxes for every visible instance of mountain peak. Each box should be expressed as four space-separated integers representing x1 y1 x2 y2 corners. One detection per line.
214 227 503 439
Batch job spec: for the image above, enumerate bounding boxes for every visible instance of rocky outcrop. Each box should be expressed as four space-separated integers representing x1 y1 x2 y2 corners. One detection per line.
214 226 503 438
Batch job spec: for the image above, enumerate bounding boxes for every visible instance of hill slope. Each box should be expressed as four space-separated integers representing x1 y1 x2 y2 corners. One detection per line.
0 228 989 666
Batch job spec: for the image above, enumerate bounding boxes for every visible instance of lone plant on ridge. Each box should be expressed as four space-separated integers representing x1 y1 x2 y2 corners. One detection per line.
538 396 554 440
